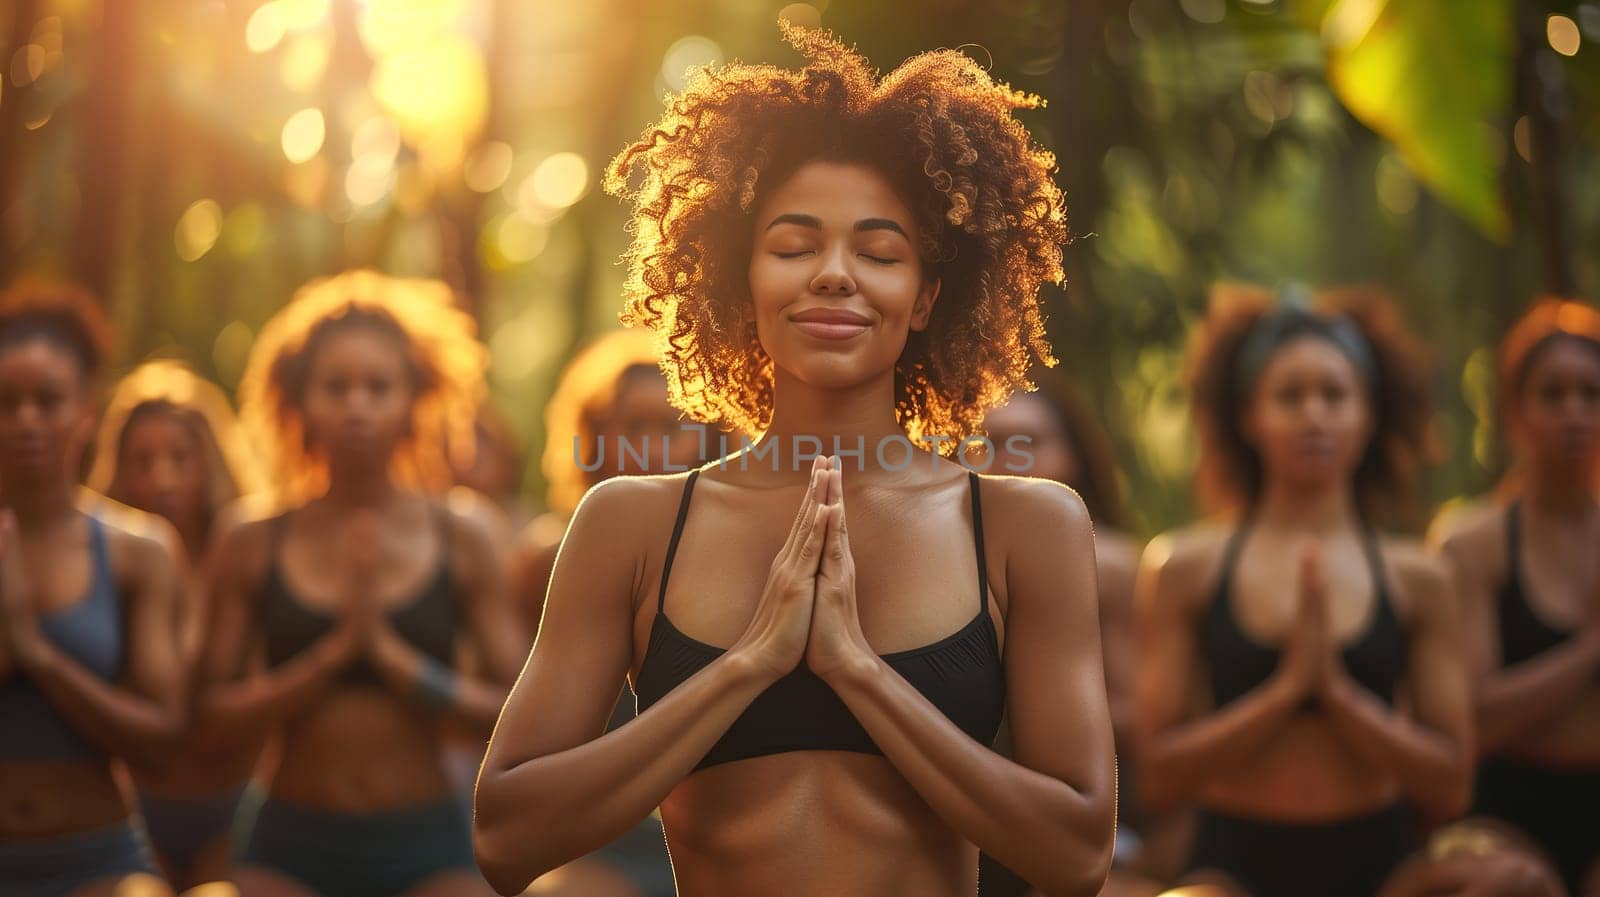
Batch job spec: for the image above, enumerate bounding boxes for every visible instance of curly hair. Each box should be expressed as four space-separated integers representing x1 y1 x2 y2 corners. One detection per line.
604 22 1066 448
0 277 114 385
1185 283 1435 526
88 359 266 520
237 270 487 505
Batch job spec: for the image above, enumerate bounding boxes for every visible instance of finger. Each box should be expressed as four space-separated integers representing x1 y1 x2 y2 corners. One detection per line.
781 455 827 557
819 504 843 579
796 498 830 570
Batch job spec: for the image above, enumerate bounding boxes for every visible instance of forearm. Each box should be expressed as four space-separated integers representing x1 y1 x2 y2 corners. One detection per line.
1476 630 1600 753
1321 674 1470 816
1139 675 1303 810
197 629 356 749
826 657 1113 897
23 647 183 768
474 651 773 894
367 634 509 730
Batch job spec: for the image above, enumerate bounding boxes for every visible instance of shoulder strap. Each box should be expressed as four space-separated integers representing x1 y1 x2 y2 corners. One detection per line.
968 472 989 614
658 469 701 614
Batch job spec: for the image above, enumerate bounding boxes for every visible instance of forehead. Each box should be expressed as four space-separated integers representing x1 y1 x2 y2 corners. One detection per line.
1525 337 1600 381
307 325 410 374
1259 335 1362 381
756 160 916 233
0 337 84 383
124 410 199 445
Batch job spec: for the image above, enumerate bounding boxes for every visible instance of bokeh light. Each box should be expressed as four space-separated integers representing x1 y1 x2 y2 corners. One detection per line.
246 3 286 53
1547 14 1581 56
660 35 723 92
524 152 589 212
213 320 255 386
175 199 224 262
281 108 325 164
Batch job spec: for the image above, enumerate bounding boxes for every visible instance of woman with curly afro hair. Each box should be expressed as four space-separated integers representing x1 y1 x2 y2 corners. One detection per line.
1429 299 1600 896
193 270 527 897
85 359 266 889
1132 283 1475 897
476 22 1115 897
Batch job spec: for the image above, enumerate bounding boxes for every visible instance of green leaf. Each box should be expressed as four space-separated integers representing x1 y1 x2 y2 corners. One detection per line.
1296 0 1513 240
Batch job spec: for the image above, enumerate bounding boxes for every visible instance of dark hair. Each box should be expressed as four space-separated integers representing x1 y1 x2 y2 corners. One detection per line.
0 278 114 384
1186 283 1435 526
605 22 1067 447
1020 369 1127 530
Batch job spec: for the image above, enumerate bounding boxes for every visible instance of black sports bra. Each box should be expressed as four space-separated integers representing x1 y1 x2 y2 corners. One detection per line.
1497 502 1578 667
259 506 459 683
632 468 1007 771
1203 520 1407 708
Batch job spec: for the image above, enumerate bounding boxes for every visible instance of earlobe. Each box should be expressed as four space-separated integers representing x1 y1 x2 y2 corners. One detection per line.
910 278 942 332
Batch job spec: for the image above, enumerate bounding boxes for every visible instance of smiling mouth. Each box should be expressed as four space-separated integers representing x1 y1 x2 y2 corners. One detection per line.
789 307 871 340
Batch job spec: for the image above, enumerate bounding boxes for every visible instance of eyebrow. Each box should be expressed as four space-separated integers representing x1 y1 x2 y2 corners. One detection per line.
764 214 909 238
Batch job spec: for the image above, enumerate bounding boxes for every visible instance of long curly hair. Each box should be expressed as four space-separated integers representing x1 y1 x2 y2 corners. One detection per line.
237 270 487 505
88 360 265 520
605 22 1067 448
1185 283 1435 527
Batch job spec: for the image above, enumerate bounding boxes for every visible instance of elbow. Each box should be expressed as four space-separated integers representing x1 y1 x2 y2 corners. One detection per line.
1032 786 1116 897
472 774 557 896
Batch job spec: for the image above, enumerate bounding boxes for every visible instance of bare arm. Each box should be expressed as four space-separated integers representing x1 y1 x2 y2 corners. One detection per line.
1095 534 1140 754
4 515 187 769
812 474 1116 897
1131 532 1307 812
1433 521 1600 752
191 514 361 752
475 462 834 896
1318 547 1474 820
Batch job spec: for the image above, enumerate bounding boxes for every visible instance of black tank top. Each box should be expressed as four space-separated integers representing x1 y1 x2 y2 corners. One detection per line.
1203 521 1407 708
632 468 1007 771
1496 502 1577 666
258 505 459 683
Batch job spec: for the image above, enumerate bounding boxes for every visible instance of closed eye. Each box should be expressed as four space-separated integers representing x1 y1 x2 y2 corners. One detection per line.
773 250 814 259
859 253 898 265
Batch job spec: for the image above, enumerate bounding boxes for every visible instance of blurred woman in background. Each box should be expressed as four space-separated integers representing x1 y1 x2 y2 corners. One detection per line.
1431 298 1600 897
0 280 187 896
195 270 526 897
86 358 268 889
1134 284 1473 897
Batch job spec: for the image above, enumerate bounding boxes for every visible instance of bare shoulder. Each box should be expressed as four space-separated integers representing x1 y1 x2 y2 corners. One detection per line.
1426 496 1507 573
1378 534 1455 622
560 471 699 559
1138 520 1236 615
974 472 1092 536
84 494 183 574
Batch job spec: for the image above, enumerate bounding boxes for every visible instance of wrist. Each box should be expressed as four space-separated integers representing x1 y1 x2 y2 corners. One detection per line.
722 647 789 691
817 650 884 694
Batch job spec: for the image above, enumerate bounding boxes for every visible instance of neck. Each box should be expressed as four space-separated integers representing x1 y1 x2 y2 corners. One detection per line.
1251 477 1360 534
322 462 400 508
0 475 78 529
747 367 915 481
1522 462 1599 519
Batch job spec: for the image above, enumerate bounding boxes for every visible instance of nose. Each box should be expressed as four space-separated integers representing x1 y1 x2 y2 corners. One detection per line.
809 244 857 296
